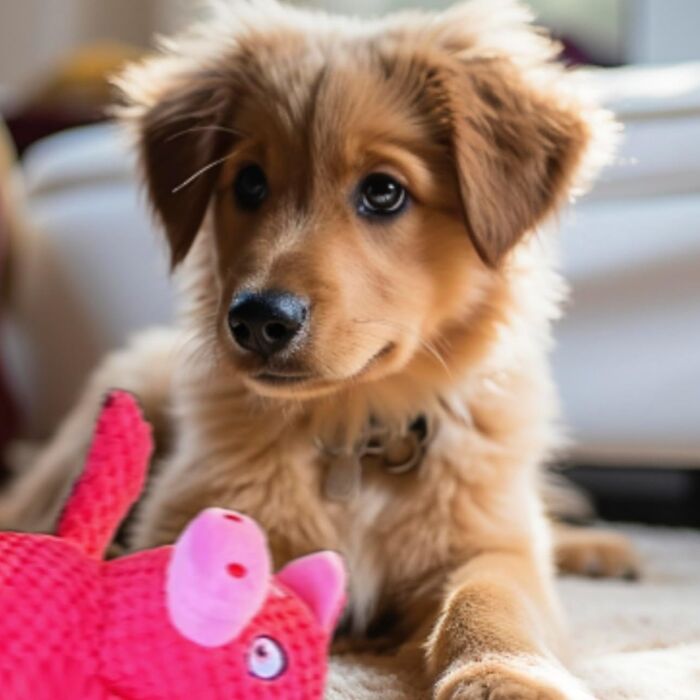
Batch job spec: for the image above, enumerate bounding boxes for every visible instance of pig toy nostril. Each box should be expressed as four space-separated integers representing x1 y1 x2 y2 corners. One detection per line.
227 562 248 578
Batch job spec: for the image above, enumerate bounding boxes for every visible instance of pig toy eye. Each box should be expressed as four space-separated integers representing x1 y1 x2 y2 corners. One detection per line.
247 636 287 680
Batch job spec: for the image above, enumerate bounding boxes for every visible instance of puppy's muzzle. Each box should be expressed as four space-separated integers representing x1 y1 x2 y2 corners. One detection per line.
228 290 308 358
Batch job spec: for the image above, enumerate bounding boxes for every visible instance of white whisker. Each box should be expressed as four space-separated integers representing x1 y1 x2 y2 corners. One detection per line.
165 125 243 142
172 151 238 193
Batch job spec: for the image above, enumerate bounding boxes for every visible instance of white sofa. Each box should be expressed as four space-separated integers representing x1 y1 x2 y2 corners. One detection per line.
3 124 173 436
4 64 700 466
552 63 700 466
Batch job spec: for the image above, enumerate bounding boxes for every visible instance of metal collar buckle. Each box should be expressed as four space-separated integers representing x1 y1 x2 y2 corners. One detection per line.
317 414 435 502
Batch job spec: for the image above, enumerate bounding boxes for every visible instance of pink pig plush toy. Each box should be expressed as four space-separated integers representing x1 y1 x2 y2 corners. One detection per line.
0 391 346 700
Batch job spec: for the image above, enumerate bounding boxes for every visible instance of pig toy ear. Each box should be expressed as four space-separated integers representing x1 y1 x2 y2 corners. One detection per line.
166 508 271 647
276 552 347 634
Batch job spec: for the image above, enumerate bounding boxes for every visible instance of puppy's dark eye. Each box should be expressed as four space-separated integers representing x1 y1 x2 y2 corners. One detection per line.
357 173 407 218
234 164 268 210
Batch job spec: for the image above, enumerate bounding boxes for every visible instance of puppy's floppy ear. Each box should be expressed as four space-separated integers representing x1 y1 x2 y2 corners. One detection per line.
140 80 235 267
439 58 589 267
118 67 236 268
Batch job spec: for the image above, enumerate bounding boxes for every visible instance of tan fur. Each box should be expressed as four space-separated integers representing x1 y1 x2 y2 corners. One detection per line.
554 524 640 580
0 2 637 697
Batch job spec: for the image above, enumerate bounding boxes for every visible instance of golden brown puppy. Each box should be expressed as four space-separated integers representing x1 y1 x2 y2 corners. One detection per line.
0 1 639 697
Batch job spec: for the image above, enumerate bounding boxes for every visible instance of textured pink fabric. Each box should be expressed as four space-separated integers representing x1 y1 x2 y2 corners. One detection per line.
56 391 152 559
0 391 346 700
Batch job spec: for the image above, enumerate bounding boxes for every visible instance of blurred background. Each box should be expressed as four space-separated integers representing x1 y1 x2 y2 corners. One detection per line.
0 1 699 525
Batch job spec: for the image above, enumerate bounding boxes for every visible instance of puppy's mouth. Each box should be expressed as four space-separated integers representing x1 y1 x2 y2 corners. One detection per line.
254 371 315 385
247 343 395 394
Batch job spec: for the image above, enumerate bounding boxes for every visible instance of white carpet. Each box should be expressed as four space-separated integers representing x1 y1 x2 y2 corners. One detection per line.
328 525 700 699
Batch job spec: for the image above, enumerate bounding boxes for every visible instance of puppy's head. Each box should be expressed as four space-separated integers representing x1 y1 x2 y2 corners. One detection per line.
119 0 604 399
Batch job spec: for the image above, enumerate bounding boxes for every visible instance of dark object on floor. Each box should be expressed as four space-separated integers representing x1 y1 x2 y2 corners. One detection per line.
565 466 700 528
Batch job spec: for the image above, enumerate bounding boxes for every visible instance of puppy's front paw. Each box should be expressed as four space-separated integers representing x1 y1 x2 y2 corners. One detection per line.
438 672 563 699
435 658 594 700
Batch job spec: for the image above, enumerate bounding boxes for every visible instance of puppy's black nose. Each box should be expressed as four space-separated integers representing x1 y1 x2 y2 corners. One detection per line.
228 290 308 357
